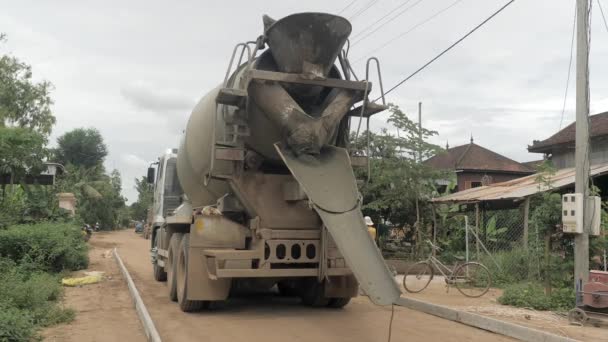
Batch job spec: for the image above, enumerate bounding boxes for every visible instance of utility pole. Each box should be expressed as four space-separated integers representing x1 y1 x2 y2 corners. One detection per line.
415 102 422 256
418 102 422 162
574 0 590 307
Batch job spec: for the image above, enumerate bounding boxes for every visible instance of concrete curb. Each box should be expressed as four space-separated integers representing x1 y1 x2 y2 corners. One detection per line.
394 297 578 342
113 248 162 342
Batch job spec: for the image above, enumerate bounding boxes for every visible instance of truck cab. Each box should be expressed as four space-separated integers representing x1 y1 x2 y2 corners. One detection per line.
147 148 183 243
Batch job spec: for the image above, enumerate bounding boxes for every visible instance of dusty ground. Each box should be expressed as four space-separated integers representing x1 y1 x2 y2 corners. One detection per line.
42 232 147 342
87 230 513 342
46 230 606 341
398 275 607 341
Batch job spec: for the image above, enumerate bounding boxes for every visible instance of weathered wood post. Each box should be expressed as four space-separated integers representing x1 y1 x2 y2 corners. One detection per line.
523 197 530 251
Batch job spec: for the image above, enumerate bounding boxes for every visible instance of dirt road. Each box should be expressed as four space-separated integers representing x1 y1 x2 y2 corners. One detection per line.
43 233 147 342
83 230 512 342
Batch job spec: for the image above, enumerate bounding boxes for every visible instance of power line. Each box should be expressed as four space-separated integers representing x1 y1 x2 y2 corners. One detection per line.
339 0 359 15
351 0 426 46
559 2 577 130
350 0 381 21
355 0 465 63
376 0 517 101
350 0 414 40
598 0 608 33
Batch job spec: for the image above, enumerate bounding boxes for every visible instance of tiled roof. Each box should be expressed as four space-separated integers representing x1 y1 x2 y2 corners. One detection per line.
528 111 608 152
521 159 544 170
425 142 533 173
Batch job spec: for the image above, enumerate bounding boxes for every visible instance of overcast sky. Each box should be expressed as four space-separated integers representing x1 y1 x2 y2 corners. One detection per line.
2 0 608 202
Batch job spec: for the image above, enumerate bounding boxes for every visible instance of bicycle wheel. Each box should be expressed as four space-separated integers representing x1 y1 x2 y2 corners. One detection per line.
452 262 491 298
403 261 434 293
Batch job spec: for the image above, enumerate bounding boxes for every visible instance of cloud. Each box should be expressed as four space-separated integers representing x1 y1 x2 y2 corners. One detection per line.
121 81 195 114
121 153 149 169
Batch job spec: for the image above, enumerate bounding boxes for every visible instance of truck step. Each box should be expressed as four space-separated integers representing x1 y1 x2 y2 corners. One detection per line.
216 88 247 107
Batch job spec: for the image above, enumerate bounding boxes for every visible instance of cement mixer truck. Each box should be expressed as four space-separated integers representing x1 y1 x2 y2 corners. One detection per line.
147 12 401 312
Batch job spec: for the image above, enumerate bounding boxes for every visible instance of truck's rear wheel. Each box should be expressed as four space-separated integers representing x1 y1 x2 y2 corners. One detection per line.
277 281 299 297
153 233 167 282
166 232 183 302
300 280 330 307
176 233 205 312
327 297 351 308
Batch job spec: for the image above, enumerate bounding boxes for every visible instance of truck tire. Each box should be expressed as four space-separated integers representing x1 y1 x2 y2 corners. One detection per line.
176 233 205 312
153 233 167 282
327 297 351 308
300 280 330 307
277 281 299 297
167 233 183 301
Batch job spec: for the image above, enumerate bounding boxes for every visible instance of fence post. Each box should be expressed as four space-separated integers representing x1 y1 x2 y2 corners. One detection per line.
475 203 481 259
544 232 552 295
432 204 438 258
523 197 530 251
465 215 469 263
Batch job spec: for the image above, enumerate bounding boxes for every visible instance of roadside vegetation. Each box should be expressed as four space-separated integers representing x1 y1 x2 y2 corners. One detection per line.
352 104 446 256
0 33 134 340
0 223 88 341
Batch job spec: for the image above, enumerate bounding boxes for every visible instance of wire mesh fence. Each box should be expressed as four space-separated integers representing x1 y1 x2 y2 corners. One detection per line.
432 201 577 290
380 199 586 291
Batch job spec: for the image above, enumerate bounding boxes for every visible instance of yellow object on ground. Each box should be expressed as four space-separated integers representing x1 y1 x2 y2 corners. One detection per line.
62 274 102 287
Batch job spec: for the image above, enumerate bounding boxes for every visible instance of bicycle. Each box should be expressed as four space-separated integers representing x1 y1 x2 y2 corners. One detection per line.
403 240 492 298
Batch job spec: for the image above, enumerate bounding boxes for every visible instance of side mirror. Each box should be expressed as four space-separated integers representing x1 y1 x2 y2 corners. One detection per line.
147 167 155 184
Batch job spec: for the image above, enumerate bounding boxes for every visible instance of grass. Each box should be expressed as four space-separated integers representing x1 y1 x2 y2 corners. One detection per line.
498 282 575 311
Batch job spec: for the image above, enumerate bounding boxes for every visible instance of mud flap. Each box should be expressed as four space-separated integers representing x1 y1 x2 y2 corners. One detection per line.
275 144 401 306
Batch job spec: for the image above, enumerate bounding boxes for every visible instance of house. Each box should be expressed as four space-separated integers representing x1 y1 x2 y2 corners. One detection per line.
528 111 608 169
0 162 65 185
425 137 534 192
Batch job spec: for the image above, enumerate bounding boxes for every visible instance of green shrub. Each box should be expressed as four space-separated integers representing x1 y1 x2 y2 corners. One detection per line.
0 304 37 342
498 282 575 311
0 222 86 340
548 287 576 311
0 257 75 340
498 282 551 310
0 222 88 271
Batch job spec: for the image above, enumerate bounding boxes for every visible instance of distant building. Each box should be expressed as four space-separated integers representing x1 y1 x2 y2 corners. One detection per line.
0 162 65 185
425 137 534 192
528 111 608 169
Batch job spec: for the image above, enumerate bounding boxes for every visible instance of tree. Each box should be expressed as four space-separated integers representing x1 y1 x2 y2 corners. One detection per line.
130 176 153 221
55 128 108 168
0 127 47 184
353 104 445 241
0 35 55 137
0 34 58 225
0 34 53 185
56 165 126 229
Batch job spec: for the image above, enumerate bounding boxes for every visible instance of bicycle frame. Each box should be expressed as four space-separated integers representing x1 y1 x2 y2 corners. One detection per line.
426 255 458 281
404 240 492 297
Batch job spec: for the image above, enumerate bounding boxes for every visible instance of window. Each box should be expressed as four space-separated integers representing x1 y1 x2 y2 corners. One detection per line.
164 158 183 196
464 181 483 189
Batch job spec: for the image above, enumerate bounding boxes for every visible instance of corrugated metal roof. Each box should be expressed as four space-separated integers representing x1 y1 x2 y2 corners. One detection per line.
432 162 608 203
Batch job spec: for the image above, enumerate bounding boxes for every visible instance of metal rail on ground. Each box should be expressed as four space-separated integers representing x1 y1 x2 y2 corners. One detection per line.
113 248 162 342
